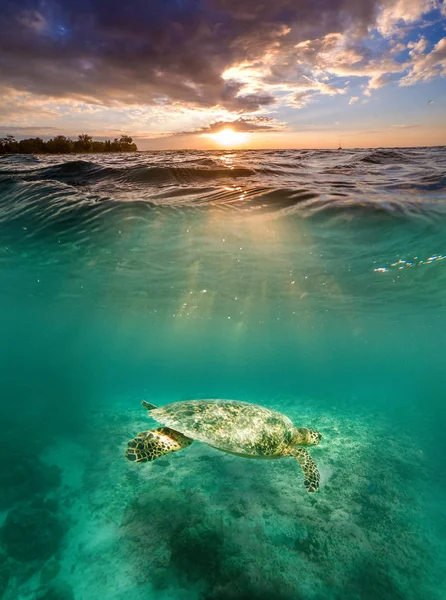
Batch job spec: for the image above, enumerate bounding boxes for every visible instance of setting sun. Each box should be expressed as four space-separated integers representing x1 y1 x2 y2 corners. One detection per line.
205 127 250 147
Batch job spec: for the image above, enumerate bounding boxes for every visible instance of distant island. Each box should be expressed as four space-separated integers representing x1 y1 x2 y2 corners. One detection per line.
0 134 138 154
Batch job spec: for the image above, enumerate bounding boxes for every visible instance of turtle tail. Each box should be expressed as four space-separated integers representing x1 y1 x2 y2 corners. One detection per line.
125 427 193 462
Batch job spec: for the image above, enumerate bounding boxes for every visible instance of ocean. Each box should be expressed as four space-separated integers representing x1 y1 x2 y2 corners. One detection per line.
0 147 445 599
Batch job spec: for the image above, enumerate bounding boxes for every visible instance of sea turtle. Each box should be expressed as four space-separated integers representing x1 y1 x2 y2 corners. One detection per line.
126 399 322 493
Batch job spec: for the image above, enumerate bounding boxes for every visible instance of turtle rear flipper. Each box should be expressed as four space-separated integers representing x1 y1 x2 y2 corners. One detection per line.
126 427 193 462
292 447 320 493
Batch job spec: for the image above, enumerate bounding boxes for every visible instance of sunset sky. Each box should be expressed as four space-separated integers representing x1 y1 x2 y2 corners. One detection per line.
0 0 445 149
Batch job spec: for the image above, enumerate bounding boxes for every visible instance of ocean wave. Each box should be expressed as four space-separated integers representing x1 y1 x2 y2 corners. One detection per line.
358 149 411 164
0 159 256 186
0 149 445 225
385 175 446 193
117 164 256 184
0 181 443 235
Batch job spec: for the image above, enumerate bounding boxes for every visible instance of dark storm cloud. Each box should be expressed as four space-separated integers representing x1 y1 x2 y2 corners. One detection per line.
0 0 392 110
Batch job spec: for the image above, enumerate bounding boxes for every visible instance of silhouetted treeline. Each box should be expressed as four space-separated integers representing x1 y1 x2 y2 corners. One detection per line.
0 134 138 154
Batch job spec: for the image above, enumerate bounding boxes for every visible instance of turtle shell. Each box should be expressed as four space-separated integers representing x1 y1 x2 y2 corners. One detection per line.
148 399 294 457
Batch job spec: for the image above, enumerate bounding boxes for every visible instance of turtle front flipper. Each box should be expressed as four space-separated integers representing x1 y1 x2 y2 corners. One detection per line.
126 427 193 462
292 447 320 493
141 400 158 411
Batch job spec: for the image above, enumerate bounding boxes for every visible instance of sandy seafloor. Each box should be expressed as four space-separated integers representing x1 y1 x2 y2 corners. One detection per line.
1 148 446 599
1 392 445 600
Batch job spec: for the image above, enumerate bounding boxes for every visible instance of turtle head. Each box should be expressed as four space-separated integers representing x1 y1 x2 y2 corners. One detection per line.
292 427 322 446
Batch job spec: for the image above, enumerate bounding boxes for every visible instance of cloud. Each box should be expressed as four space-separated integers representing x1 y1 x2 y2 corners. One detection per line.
407 36 429 57
343 123 420 135
189 117 283 134
377 0 439 35
400 36 446 85
291 93 313 108
0 86 61 124
349 96 360 104
0 0 411 111
0 126 58 133
0 0 444 137
364 72 399 95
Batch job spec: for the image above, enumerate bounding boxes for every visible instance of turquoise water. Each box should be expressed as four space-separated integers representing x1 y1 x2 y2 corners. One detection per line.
0 148 445 599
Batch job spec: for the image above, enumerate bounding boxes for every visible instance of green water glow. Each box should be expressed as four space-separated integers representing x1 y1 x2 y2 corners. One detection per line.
0 150 445 599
